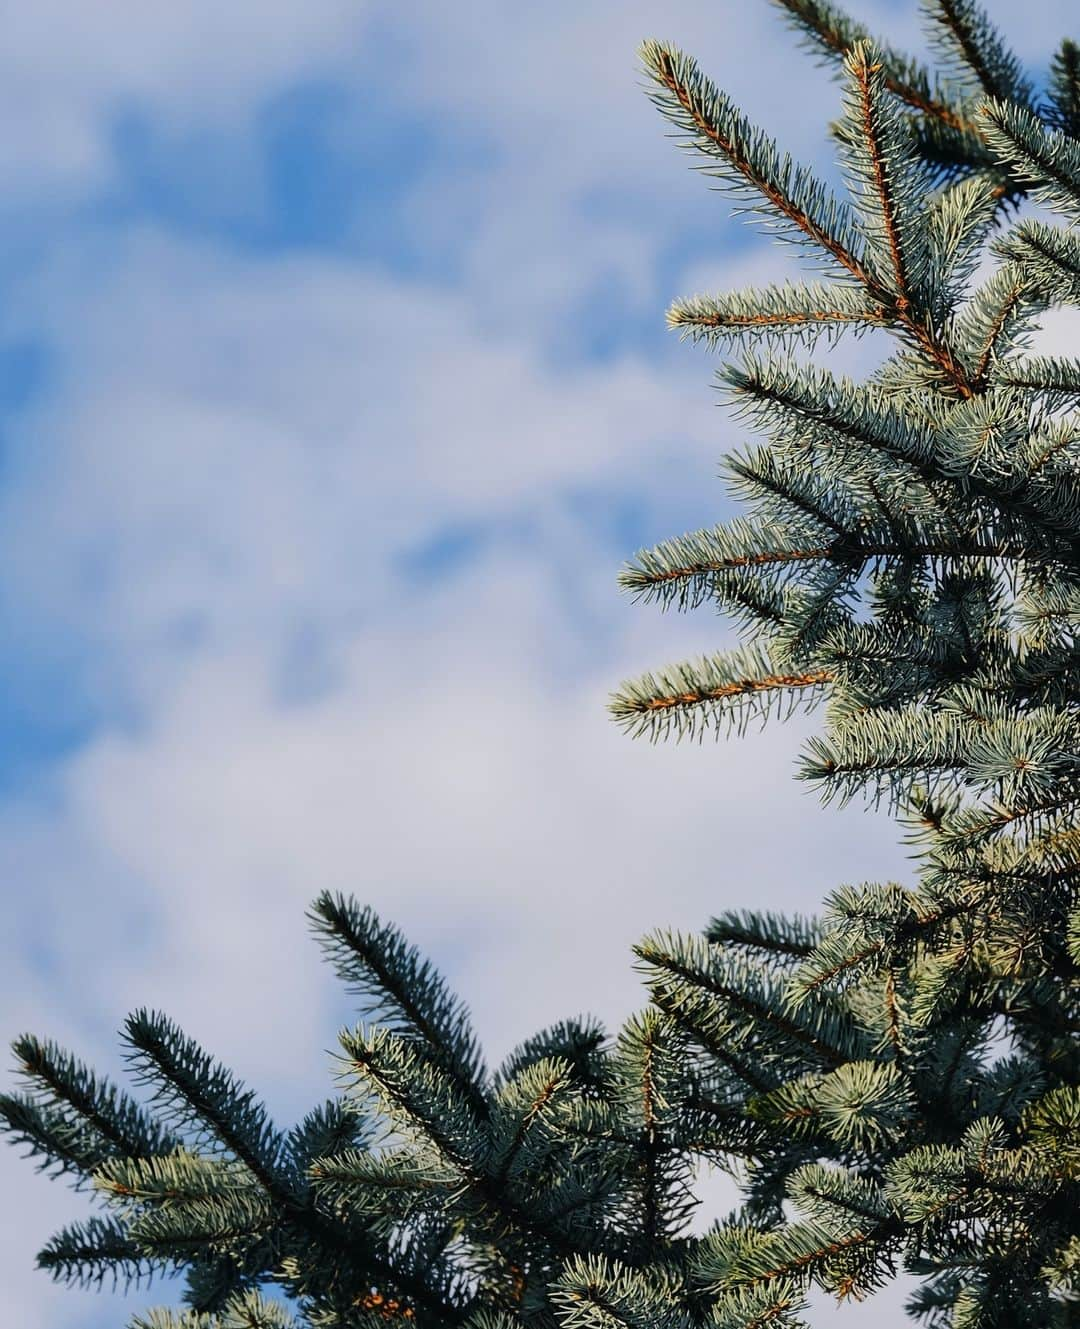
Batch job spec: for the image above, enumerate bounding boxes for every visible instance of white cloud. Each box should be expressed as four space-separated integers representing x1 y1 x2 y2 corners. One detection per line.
1 231 723 688
0 2 368 195
1 0 1069 209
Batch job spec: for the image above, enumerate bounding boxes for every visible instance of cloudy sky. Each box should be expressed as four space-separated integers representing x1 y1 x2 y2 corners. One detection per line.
2 2 1076 1326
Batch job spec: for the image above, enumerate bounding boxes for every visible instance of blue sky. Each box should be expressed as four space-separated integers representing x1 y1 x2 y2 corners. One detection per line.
2 2 1076 1326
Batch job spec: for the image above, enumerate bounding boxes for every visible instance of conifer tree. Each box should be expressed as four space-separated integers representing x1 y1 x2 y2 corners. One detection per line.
5 2 1080 1326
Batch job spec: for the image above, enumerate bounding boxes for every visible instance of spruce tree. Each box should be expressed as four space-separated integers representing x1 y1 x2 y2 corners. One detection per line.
5 2 1080 1326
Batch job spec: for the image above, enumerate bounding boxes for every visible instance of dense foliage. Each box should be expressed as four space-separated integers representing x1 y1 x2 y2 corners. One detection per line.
5 2 1080 1326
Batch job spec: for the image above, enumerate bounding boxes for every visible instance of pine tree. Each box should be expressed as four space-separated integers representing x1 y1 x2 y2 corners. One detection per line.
6 2 1080 1326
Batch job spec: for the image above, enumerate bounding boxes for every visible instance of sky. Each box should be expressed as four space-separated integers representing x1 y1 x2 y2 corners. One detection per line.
2 2 1076 1326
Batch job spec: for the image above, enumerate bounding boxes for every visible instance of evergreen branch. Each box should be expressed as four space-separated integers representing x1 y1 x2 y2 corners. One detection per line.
798 707 972 804
123 1012 286 1187
815 623 965 712
609 649 831 743
786 1164 891 1226
838 44 980 388
842 44 926 312
926 174 1005 312
308 894 488 1120
130 1309 216 1329
923 0 1034 106
286 1098 373 1180
174 1259 264 1322
721 355 937 477
308 1148 457 1222
12 1034 179 1161
784 884 965 1006
932 387 1032 486
93 1154 277 1269
637 1043 661 1246
618 516 793 628
486 1057 573 1186
634 932 851 1070
310 1148 456 1196
723 447 852 536
994 220 1080 305
337 1027 481 1173
687 1044 778 1100
992 355 1080 404
339 1028 594 1262
944 783 1080 848
979 99 1080 221
126 1196 273 1259
747 1061 914 1152
620 524 834 601
645 42 974 391
624 539 823 582
463 1314 519 1329
770 0 975 134
668 283 888 346
0 1092 130 1185
733 1220 893 1282
952 265 1040 387
129 1289 301 1329
551 1255 692 1329
727 355 1080 548
698 1212 901 1309
493 1018 608 1096
621 516 1027 619
1047 39 1080 138
37 1215 153 1291
640 977 786 1095
908 115 1006 191
610 1011 697 1248
531 1172 623 1229
94 1150 270 1212
639 41 868 278
705 912 821 961
123 1019 465 1323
